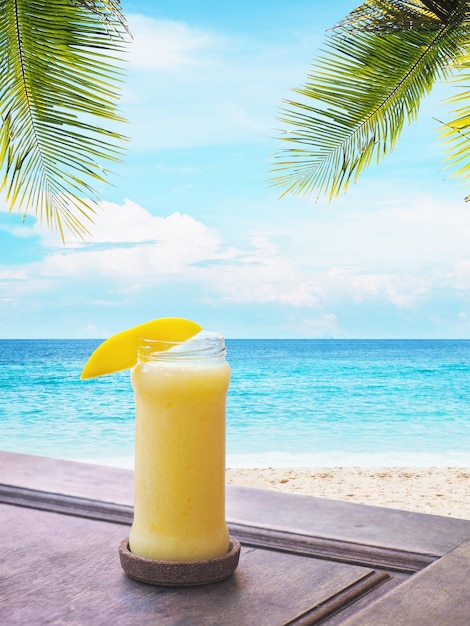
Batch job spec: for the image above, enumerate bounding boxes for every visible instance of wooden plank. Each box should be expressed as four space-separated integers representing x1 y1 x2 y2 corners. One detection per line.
230 521 436 573
226 485 470 560
0 483 131 525
4 453 470 624
0 484 436 572
0 503 389 626
340 539 470 626
0 450 134 504
2 452 470 570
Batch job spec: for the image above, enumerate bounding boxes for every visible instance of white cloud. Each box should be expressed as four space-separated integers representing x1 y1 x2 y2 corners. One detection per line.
278 282 320 307
352 274 415 308
282 313 339 337
0 269 28 280
39 202 222 281
308 255 434 310
121 14 313 150
82 323 107 338
4 183 470 337
449 259 470 289
198 234 323 307
220 280 321 307
290 190 470 272
0 273 56 304
4 200 328 311
128 15 220 70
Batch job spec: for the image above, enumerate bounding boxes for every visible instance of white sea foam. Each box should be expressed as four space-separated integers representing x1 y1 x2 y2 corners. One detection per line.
226 450 470 468
76 450 469 469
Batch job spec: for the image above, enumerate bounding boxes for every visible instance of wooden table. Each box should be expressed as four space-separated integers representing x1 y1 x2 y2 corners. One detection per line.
1 450 470 625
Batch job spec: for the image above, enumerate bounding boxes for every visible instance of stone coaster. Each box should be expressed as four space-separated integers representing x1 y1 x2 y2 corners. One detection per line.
119 536 241 586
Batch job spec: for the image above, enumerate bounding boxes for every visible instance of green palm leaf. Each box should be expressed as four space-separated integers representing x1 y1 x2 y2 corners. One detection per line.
438 51 470 195
336 0 442 33
0 0 130 239
270 0 469 200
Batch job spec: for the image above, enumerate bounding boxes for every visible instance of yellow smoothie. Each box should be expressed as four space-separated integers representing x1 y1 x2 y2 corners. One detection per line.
128 335 231 562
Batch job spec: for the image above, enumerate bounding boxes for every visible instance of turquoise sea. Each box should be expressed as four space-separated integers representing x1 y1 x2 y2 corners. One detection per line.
1 339 469 467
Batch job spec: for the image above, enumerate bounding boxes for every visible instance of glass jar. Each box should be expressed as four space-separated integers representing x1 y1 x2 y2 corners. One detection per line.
128 331 231 562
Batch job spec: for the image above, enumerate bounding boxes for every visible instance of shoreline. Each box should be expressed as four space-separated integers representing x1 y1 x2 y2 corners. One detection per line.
75 456 470 519
226 466 470 520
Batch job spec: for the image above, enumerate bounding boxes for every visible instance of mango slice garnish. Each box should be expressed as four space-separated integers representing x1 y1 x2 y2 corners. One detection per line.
80 317 202 379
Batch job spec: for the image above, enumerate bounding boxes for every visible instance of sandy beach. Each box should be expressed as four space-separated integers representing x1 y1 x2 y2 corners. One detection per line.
226 467 470 520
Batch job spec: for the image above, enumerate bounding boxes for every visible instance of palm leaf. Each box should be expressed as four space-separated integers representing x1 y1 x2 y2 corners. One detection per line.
270 0 469 199
72 0 131 37
438 49 470 194
0 0 130 239
335 0 442 33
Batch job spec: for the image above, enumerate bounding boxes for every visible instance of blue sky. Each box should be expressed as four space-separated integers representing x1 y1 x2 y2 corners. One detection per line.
1 0 470 339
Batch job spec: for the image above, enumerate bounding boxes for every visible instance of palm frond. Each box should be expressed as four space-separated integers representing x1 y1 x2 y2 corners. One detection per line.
270 0 469 200
438 46 470 191
334 1 442 34
72 0 131 38
0 0 130 239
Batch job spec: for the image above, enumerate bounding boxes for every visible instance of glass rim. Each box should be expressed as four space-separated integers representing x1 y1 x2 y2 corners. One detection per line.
138 330 224 346
137 330 226 360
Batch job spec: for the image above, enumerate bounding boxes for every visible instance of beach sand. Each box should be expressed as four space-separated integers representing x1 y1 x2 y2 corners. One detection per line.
226 467 470 520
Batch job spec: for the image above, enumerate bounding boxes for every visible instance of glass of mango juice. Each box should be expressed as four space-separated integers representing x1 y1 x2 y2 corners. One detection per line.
81 318 240 585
